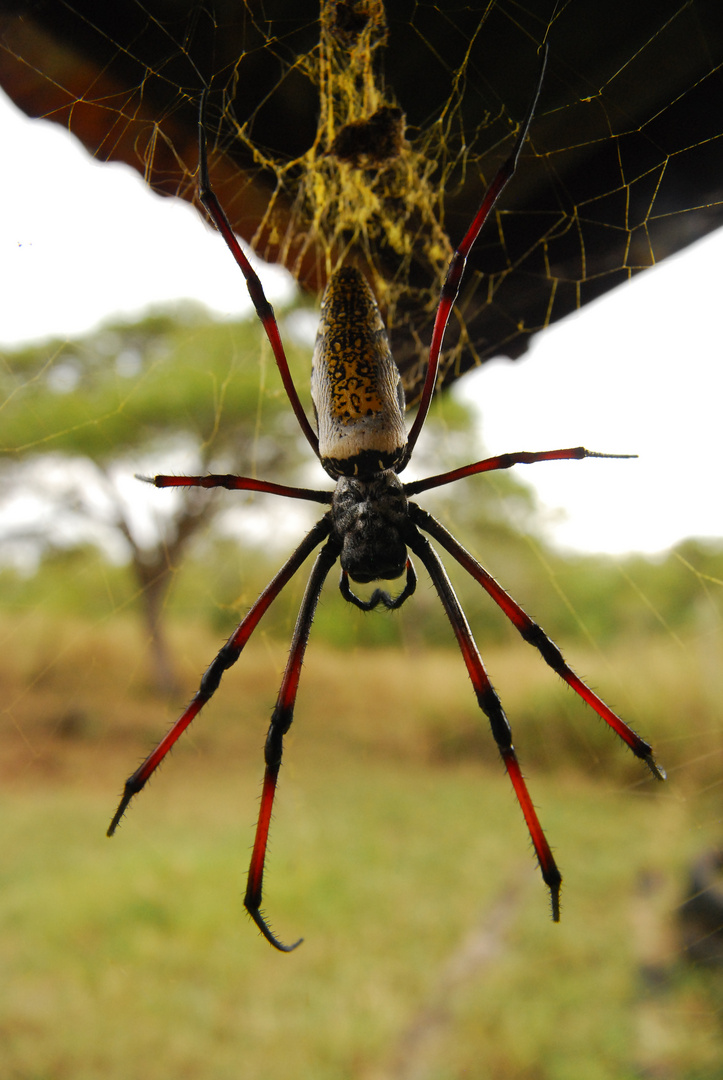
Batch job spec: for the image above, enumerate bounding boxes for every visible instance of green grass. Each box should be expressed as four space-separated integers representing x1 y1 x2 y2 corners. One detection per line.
1 615 722 1078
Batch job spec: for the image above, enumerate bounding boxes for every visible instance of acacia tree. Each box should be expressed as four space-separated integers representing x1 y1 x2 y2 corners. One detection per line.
0 306 310 692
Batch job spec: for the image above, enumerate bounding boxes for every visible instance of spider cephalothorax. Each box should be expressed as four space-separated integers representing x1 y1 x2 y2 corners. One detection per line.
332 471 409 583
109 47 665 952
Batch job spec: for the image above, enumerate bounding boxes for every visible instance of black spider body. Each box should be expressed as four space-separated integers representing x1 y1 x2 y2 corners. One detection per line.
331 471 409 586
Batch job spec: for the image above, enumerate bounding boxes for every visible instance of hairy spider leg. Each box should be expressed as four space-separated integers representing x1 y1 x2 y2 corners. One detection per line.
404 44 548 462
149 472 332 504
412 506 666 781
197 90 320 457
406 526 562 919
405 446 636 497
245 538 341 951
107 516 332 837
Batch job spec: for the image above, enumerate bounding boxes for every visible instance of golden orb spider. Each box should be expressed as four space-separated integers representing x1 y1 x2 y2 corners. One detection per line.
108 47 665 951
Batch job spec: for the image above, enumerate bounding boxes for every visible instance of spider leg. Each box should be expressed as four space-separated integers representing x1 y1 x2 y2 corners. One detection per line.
140 472 332 504
339 558 417 610
405 447 636 497
197 90 320 457
405 524 561 920
412 506 666 781
107 517 332 837
245 537 340 952
404 44 548 462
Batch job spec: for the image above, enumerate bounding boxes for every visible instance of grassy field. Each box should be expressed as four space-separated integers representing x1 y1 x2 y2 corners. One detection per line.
2 613 723 1079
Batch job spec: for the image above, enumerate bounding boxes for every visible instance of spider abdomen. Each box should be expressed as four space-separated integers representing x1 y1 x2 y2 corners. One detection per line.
311 267 406 479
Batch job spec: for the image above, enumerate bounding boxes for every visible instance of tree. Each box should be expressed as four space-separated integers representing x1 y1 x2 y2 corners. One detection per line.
0 305 312 691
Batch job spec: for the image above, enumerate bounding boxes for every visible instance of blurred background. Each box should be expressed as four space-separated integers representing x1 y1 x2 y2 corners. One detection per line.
1 3 723 1078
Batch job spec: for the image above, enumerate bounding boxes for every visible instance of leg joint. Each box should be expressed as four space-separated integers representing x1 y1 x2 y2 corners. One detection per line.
521 621 565 672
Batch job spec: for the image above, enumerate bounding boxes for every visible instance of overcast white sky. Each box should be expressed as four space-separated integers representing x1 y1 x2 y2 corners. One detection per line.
1 87 721 557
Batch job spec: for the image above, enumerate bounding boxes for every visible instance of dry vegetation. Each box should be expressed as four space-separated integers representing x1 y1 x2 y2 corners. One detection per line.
2 608 723 1078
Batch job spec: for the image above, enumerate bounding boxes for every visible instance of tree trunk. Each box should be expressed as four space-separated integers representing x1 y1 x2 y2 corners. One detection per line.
134 555 181 696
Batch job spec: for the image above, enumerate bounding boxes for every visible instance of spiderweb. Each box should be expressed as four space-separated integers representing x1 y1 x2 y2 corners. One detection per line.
1 0 721 398
1 2 723 1077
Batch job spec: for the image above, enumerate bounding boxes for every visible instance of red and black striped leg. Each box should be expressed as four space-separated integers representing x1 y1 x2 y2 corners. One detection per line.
142 472 332 505
404 44 548 462
413 506 666 781
107 517 332 838
245 538 340 952
406 525 562 920
197 90 320 457
405 447 636 497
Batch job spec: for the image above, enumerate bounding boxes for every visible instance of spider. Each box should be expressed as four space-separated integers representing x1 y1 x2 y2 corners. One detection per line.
108 47 665 951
